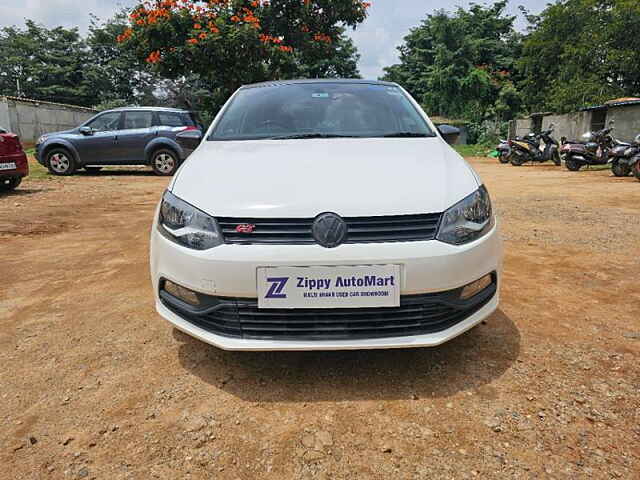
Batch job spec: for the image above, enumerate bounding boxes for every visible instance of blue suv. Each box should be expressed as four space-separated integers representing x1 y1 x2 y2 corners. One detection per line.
35 107 203 176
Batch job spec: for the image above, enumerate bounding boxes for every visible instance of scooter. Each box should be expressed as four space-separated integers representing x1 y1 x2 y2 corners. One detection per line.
609 135 638 177
613 135 640 181
496 139 511 164
560 121 617 171
509 124 561 166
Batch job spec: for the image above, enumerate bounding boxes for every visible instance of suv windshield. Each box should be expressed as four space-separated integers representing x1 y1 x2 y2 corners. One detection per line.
209 82 435 141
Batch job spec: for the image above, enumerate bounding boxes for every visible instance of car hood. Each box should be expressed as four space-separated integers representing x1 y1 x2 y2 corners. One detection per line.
171 138 480 217
41 129 75 140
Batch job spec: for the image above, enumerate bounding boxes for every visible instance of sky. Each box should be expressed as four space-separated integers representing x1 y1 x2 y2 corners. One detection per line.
0 0 550 80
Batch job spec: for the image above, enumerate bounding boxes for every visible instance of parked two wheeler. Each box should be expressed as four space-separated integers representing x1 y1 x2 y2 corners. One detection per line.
609 135 638 177
560 121 617 171
496 139 511 164
509 124 561 166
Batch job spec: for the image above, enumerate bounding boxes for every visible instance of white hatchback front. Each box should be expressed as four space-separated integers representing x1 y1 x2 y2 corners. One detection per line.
150 79 503 351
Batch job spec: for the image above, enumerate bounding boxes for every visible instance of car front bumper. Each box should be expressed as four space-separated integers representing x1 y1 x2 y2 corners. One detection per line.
150 217 503 351
0 152 29 178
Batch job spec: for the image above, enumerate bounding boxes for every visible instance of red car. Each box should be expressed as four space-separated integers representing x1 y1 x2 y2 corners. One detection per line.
0 127 29 192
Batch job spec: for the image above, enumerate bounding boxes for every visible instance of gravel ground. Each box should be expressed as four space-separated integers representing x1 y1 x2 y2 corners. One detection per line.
1 157 639 479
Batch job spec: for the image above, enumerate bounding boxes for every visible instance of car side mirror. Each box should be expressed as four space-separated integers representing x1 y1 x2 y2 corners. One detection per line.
176 129 203 150
79 126 94 136
437 124 461 145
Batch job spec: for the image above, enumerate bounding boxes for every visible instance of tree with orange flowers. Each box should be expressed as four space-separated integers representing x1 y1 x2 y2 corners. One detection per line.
118 0 370 113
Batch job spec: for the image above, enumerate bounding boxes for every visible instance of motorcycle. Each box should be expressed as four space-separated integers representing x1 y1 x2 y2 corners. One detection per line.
614 134 640 181
560 121 617 171
496 138 511 164
609 134 638 177
509 124 561 166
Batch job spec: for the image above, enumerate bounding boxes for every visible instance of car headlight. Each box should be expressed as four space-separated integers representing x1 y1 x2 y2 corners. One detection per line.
158 191 223 250
436 185 494 245
36 135 48 145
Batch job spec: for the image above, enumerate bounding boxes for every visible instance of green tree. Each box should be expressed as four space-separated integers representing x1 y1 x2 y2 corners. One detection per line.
382 0 522 131
518 0 640 113
0 21 97 105
119 0 369 114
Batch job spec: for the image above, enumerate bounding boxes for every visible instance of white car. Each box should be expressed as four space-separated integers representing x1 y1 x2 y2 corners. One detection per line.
150 79 503 351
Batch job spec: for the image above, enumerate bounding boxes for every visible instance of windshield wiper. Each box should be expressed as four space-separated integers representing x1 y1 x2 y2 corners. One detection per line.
379 132 433 138
268 133 358 140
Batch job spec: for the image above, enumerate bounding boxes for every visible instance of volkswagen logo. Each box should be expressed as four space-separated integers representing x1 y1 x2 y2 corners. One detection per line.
312 213 348 248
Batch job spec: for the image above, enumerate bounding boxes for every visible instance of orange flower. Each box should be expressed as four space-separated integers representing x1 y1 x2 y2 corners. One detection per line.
199 32 207 39
251 0 259 6
194 23 202 29
187 38 198 44
230 15 240 22
146 50 162 63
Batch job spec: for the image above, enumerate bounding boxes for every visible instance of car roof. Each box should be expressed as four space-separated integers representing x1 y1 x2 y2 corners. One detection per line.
241 78 399 89
104 106 190 114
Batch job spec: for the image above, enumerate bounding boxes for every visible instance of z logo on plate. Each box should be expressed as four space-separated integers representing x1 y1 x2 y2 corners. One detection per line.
265 277 289 299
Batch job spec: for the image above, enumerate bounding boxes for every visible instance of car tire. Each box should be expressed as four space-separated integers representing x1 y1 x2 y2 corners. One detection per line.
0 176 22 192
611 161 630 177
46 148 77 176
151 149 179 176
498 153 510 164
84 166 103 174
565 158 582 171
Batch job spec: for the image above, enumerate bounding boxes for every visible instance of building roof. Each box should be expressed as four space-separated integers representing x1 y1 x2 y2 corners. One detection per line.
581 98 640 111
0 95 98 112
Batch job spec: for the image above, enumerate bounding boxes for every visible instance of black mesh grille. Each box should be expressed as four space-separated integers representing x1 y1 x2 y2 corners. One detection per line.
160 278 496 341
217 213 441 245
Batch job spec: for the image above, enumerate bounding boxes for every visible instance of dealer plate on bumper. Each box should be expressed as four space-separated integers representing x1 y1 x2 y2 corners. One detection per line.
257 265 401 309
0 162 17 171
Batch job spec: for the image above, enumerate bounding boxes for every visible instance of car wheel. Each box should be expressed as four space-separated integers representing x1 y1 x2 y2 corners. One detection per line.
47 148 77 176
84 167 103 174
152 149 179 176
0 176 22 192
611 161 630 177
565 158 582 171
498 153 510 164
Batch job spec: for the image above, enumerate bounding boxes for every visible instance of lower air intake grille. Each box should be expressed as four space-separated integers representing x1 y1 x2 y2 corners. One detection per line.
160 278 496 341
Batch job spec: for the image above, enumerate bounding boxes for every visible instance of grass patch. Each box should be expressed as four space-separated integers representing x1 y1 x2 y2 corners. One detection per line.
26 155 55 180
454 144 493 157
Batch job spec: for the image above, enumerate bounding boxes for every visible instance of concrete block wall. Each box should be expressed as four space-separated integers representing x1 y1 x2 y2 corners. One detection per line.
541 111 591 142
606 105 640 143
0 97 96 144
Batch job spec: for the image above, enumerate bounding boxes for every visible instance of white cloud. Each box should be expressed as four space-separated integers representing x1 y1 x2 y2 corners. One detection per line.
0 0 136 33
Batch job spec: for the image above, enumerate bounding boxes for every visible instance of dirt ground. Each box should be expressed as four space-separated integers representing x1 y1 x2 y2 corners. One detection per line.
1 157 639 479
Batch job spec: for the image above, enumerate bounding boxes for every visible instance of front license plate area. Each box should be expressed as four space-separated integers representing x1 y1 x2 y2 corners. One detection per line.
0 162 17 171
257 265 401 309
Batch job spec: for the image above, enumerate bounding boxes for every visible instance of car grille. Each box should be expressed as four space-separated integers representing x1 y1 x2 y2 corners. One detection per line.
160 278 496 341
216 213 442 245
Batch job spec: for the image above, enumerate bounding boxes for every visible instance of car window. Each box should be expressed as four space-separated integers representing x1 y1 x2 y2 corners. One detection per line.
210 83 435 141
86 112 121 132
123 111 154 130
157 112 186 127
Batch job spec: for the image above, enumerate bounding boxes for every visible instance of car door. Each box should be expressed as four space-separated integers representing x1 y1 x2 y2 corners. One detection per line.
115 111 157 163
73 112 122 164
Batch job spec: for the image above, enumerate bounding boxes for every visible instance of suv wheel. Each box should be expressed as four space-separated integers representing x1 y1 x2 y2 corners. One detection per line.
47 148 77 175
0 176 22 192
152 149 179 176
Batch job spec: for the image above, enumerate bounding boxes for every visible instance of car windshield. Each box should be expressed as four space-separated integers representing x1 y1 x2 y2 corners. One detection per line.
209 82 435 141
